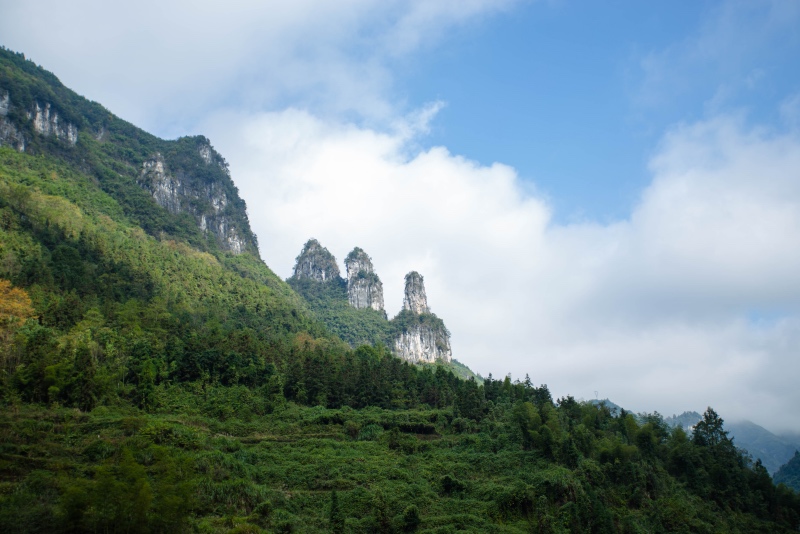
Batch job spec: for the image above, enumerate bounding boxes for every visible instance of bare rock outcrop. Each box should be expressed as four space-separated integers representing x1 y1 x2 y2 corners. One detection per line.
393 272 452 363
292 239 340 282
0 91 78 150
402 271 429 314
345 247 384 311
138 140 251 254
28 102 78 145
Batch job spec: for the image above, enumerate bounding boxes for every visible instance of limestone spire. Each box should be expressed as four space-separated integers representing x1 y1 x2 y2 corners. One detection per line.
402 271 429 314
345 247 384 311
292 238 340 282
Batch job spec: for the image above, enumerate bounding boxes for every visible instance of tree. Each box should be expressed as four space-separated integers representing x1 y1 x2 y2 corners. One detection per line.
692 407 728 448
0 279 34 334
0 279 36 370
513 401 541 450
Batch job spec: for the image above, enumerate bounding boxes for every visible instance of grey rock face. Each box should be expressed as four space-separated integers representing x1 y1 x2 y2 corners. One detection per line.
0 91 9 116
394 324 452 364
27 102 78 145
0 91 25 150
393 271 452 363
345 247 384 311
293 239 340 282
198 144 213 164
0 116 26 151
141 153 182 213
139 150 248 254
403 271 429 314
0 93 77 150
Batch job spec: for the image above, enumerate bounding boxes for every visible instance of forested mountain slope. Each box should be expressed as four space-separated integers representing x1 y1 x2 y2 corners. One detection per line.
1 46 799 533
666 411 800 476
0 46 336 410
775 451 800 493
0 47 257 255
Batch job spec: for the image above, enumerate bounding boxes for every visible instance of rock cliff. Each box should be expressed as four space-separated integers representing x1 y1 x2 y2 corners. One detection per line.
0 48 259 257
394 322 452 364
345 247 385 312
292 239 341 282
137 139 250 254
0 90 25 151
393 272 452 363
0 90 78 151
29 102 78 145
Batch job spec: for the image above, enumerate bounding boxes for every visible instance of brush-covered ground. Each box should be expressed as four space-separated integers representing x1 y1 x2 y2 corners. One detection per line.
2 383 799 533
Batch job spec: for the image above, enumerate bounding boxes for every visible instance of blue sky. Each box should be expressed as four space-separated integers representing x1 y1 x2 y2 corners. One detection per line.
3 0 800 431
402 1 800 221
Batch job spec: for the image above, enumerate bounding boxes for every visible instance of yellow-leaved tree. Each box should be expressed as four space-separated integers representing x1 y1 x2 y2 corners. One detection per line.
0 279 36 370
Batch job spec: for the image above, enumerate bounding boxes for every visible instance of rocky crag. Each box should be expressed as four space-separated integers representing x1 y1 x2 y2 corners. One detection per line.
293 239 341 282
0 48 257 255
345 247 385 312
393 271 452 363
289 239 452 363
137 141 250 254
0 90 78 152
402 271 429 314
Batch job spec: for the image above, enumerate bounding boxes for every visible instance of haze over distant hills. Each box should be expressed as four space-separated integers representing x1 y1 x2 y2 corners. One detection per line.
665 411 800 476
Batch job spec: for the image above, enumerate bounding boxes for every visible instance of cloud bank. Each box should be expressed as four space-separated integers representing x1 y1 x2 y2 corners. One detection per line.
0 0 515 133
204 109 800 433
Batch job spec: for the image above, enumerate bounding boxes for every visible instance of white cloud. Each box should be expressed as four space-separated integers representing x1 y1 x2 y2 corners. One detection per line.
0 0 515 134
203 108 800 433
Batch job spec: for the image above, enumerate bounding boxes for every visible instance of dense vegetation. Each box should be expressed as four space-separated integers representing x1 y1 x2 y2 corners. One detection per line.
1 46 799 532
287 277 391 348
3 369 800 532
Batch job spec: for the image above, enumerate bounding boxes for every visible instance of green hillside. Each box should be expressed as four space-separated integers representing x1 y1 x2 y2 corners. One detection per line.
0 146 326 405
1 47 799 533
288 276 392 348
0 47 258 256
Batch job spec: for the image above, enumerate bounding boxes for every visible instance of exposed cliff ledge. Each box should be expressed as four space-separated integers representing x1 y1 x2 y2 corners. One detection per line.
394 320 452 364
28 102 78 145
292 239 340 281
137 138 253 254
141 154 181 213
0 91 78 150
393 272 452 363
345 247 385 312
0 96 26 151
0 91 8 115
